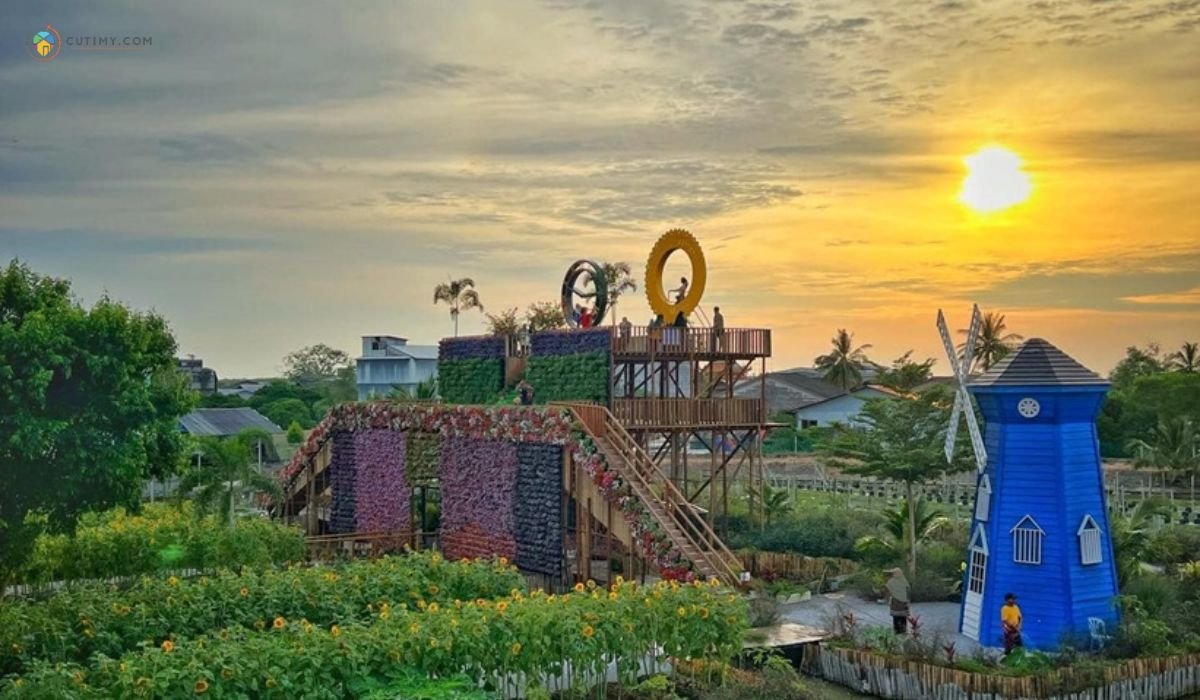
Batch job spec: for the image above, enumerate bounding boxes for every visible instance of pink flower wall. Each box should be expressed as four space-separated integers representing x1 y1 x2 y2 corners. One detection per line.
439 437 518 561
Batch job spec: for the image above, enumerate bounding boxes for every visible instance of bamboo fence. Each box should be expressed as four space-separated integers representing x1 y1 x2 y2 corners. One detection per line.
806 646 1200 700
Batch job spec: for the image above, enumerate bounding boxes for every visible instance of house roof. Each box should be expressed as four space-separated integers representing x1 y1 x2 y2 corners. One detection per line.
358 344 439 361
734 369 844 416
179 408 283 436
971 338 1106 387
788 383 902 413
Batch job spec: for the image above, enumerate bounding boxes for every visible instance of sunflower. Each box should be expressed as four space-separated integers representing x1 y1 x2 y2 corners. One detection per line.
254 619 266 631
496 601 509 613
167 576 180 587
428 602 440 613
330 625 341 638
273 616 286 630
574 583 586 593
427 584 439 595
239 587 249 598
194 679 209 694
677 607 687 618
699 607 710 619
161 640 175 653
581 625 595 638
510 642 522 655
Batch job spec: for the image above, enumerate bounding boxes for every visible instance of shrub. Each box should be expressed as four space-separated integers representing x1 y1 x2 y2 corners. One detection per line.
259 397 315 429
1124 574 1180 617
746 508 880 560
17 503 305 584
1147 526 1200 567
908 569 955 603
286 421 305 445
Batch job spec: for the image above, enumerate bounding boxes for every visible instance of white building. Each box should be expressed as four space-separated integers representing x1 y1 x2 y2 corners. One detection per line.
790 384 901 429
356 335 439 400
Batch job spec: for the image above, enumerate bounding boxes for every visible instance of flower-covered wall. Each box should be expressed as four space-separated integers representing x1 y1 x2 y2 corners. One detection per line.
438 336 507 404
280 403 697 582
526 328 610 404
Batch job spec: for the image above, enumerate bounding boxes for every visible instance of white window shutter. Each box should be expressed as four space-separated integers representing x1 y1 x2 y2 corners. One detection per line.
1011 515 1044 565
974 475 992 522
1078 515 1102 565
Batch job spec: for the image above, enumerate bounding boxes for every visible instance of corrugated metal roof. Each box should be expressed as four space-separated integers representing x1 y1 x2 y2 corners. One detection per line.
179 408 283 436
971 338 1106 387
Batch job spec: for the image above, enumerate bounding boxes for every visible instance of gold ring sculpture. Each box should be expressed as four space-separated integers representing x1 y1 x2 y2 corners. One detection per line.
644 228 706 322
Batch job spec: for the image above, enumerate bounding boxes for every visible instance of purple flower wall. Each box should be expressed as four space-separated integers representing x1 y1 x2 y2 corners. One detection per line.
440 437 518 561
353 430 409 533
328 430 357 534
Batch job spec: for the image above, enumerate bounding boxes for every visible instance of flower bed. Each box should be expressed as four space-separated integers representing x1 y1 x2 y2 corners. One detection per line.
0 553 523 677
3 577 746 699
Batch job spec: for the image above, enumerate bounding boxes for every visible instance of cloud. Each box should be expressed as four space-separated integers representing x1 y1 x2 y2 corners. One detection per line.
1122 286 1200 306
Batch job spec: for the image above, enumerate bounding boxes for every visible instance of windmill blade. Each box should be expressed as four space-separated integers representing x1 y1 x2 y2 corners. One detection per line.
962 304 983 374
937 310 963 379
964 396 988 471
945 388 963 463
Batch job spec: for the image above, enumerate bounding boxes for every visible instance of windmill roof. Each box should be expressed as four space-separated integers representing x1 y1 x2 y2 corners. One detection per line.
971 338 1106 387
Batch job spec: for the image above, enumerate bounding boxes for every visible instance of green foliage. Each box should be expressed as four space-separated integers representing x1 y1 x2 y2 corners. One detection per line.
525 351 610 403
524 301 565 332
16 502 304 584
283 343 350 386
854 499 949 567
958 311 1022 373
198 392 248 408
433 277 483 336
349 671 496 699
1110 498 1172 586
177 430 282 527
286 421 305 445
259 397 315 430
484 307 520 336
438 358 503 404
0 260 194 576
813 329 872 392
876 351 936 393
1000 647 1053 673
1100 356 1200 457
750 484 792 525
729 508 881 560
1126 416 1200 483
1146 526 1200 567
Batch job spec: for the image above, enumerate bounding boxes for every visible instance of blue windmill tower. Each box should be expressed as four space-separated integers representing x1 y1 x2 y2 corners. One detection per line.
939 308 1118 650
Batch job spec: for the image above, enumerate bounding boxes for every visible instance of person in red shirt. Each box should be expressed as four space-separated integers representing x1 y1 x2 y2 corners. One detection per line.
579 306 593 328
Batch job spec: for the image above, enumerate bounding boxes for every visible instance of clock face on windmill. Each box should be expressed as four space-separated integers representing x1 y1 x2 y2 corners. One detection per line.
1017 398 1041 419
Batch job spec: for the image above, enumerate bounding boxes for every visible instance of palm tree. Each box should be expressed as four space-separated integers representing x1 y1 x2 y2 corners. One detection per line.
1168 341 1199 372
177 430 281 528
749 484 793 526
1127 417 1200 492
433 278 483 337
854 499 950 576
601 262 638 325
814 329 873 392
958 311 1023 373
1109 497 1171 586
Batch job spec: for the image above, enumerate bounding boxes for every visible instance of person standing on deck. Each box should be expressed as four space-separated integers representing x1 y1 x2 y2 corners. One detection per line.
711 306 725 351
1001 593 1023 655
886 568 911 634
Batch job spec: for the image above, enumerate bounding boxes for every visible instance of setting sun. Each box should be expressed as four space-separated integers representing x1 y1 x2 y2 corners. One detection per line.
958 146 1033 214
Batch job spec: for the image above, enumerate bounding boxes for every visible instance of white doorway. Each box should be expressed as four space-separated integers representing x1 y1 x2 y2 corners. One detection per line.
962 527 988 640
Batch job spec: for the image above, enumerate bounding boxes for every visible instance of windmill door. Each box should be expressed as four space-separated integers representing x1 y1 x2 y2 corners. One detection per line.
962 527 988 640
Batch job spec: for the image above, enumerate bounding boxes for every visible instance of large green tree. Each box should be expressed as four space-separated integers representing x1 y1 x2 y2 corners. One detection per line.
1127 417 1200 488
282 344 350 386
524 300 565 332
433 278 483 337
823 387 973 575
0 261 193 570
877 351 936 393
814 329 873 392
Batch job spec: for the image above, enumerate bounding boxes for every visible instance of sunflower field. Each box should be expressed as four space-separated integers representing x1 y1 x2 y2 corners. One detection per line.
0 554 747 699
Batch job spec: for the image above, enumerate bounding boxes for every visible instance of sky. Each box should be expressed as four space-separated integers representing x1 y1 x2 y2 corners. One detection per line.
2 0 1198 378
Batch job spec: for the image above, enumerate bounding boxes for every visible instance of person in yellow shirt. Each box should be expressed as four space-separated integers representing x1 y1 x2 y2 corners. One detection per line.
1001 592 1023 654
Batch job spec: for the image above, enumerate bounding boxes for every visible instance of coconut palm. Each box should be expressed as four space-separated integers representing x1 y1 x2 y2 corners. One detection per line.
601 261 638 325
749 484 793 526
814 329 873 392
177 430 281 528
433 278 483 337
1127 417 1200 488
855 498 950 576
1168 341 1199 373
957 311 1023 373
1109 497 1172 586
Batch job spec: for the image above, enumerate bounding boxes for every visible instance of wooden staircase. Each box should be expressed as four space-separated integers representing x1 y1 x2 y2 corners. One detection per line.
562 403 745 588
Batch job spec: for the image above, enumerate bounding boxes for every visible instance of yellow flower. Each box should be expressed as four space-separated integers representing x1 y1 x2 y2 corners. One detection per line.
161 640 175 653
582 625 595 638
700 607 710 619
324 572 338 582
72 671 85 684
273 616 286 630
330 625 341 638
429 638 439 648
379 609 390 620
428 602 440 613
221 668 234 681
239 587 249 598
510 642 522 655
677 607 687 618
586 579 597 590
498 556 509 566
615 575 625 585
168 576 179 587
574 583 586 593
428 584 439 595
266 678 278 689
608 591 619 600
194 679 209 694
496 601 509 612
254 619 266 631
409 622 421 634
417 600 427 610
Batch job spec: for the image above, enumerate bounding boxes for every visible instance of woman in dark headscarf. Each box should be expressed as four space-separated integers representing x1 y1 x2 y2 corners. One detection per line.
886 568 911 635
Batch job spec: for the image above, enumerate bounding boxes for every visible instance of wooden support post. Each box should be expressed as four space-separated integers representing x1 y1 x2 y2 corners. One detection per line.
710 429 717 544
306 453 318 535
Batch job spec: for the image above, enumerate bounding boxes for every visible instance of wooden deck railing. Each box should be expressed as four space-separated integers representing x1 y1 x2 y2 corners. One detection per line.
611 398 764 427
611 326 770 357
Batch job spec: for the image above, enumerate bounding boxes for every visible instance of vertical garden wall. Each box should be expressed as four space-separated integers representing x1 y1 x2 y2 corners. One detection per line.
526 328 611 403
438 335 507 404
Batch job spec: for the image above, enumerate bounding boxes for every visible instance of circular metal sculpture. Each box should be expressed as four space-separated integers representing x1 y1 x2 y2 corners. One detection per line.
560 260 609 328
645 228 707 322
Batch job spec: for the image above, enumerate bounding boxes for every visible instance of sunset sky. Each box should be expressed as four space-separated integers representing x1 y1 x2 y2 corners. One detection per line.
3 1 1198 378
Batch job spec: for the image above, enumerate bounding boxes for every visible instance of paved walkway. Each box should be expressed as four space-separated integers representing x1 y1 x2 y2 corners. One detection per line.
780 593 987 657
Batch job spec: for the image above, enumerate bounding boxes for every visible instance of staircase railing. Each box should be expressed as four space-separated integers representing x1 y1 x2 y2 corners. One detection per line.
561 403 744 587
